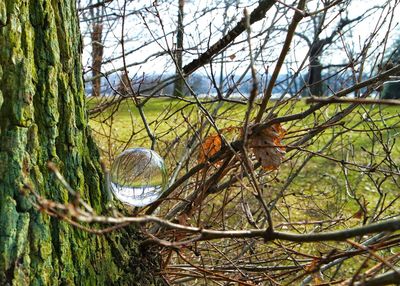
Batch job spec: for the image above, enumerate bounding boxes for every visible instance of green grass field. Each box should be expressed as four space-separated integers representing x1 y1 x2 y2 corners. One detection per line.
87 96 400 281
88 97 399 220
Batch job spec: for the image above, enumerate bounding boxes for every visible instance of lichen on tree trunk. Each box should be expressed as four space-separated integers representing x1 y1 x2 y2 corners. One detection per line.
0 0 163 285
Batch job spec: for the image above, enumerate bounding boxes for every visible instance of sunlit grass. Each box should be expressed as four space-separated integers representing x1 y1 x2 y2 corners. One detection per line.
88 97 400 224
87 96 400 280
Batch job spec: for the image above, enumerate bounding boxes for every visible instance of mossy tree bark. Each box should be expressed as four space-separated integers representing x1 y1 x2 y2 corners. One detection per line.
0 1 163 285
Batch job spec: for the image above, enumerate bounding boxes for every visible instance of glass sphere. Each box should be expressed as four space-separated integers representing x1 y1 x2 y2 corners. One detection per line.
110 148 167 207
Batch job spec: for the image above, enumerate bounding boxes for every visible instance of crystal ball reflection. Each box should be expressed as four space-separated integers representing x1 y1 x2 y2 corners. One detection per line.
110 148 167 207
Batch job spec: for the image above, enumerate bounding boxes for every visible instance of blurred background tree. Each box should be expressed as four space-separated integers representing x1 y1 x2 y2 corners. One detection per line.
382 36 400 99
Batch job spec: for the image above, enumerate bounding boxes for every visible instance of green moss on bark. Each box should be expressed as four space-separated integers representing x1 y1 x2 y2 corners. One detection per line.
0 1 6 27
0 64 3 112
0 0 165 285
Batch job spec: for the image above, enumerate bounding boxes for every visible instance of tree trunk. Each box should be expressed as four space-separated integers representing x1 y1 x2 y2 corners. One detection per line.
0 1 163 285
91 20 104 97
308 58 323 96
307 40 324 96
173 0 185 97
381 81 400 99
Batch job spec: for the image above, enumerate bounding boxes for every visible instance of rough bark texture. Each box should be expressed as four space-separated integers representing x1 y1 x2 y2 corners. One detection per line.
0 1 163 285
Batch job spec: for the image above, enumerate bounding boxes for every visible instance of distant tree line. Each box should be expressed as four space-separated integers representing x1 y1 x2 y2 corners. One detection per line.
87 67 397 98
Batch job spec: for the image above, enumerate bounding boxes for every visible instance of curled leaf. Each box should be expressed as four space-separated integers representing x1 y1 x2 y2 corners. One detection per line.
249 123 286 170
198 127 242 166
198 134 222 165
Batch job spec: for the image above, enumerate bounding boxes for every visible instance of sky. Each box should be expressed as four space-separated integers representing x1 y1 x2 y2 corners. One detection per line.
79 0 400 90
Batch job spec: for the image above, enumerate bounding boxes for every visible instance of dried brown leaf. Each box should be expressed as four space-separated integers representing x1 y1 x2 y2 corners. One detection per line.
249 123 286 170
198 134 222 165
